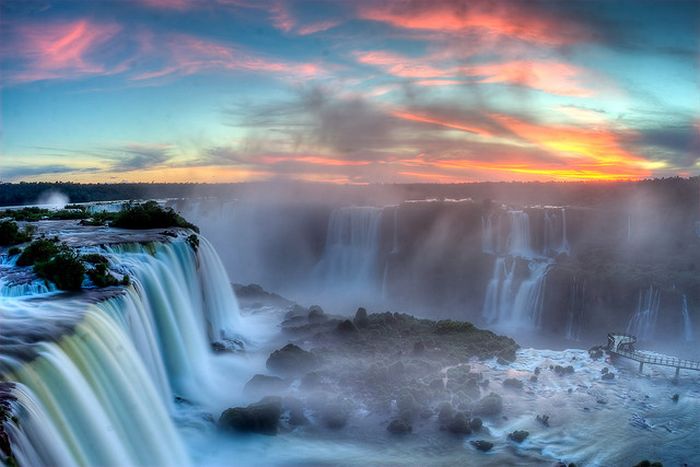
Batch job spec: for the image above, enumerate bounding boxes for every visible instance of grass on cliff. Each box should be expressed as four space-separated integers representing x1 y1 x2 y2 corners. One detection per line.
110 201 199 232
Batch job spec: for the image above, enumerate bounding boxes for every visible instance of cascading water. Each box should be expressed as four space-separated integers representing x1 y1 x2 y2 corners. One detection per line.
565 279 585 341
0 234 243 466
626 286 661 340
481 214 495 254
506 210 533 258
317 206 383 287
681 294 694 342
543 208 570 257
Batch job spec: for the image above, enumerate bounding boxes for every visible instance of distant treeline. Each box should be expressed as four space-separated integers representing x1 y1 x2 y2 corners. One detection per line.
1 178 698 210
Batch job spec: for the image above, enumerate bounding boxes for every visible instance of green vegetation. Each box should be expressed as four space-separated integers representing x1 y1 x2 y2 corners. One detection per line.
0 220 34 246
111 201 199 232
7 247 21 256
17 238 62 266
34 251 85 291
0 207 90 222
82 253 109 265
86 262 125 287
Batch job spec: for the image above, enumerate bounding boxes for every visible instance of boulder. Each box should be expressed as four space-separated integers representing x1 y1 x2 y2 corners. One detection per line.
470 440 493 452
308 305 326 323
335 319 359 335
387 418 412 434
536 414 550 427
353 307 369 328
317 399 352 430
553 365 575 376
469 417 483 432
243 374 289 396
503 378 523 389
266 344 317 376
473 393 503 416
601 372 615 381
218 397 282 435
446 412 472 435
508 430 529 443
437 402 454 426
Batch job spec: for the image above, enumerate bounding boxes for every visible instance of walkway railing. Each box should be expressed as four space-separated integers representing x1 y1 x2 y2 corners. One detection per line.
606 332 700 375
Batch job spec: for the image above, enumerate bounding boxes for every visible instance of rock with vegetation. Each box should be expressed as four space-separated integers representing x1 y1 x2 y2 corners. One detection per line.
0 220 34 246
508 430 529 443
34 250 85 291
218 397 282 435
111 201 198 232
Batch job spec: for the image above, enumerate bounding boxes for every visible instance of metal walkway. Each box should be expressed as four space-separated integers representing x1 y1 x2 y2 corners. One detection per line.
607 333 700 377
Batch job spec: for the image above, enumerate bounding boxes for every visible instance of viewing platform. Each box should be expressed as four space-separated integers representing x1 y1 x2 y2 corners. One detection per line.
607 333 700 378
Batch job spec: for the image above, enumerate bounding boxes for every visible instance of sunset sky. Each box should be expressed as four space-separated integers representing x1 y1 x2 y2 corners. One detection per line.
1 0 699 184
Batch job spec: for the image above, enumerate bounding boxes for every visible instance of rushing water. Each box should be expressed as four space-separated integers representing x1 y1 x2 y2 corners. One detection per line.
626 286 661 341
0 234 243 466
682 295 695 342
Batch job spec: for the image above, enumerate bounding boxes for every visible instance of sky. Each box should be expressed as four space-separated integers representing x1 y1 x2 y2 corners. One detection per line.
1 0 699 184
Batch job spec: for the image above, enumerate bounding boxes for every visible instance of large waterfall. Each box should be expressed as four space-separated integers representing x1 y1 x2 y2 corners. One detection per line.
0 234 242 466
317 206 383 287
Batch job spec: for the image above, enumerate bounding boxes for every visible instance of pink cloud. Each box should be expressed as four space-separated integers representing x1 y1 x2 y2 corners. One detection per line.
297 20 341 36
355 51 455 79
358 1 591 46
5 19 123 83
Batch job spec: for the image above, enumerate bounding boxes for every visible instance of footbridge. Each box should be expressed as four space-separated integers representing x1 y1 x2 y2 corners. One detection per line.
607 333 700 378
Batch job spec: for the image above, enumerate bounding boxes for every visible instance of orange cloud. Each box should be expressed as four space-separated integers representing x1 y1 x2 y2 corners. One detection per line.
260 155 372 167
358 1 590 46
391 109 492 137
355 51 455 78
6 20 122 83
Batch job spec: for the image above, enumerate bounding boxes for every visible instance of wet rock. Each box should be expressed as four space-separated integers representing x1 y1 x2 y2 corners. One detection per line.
470 440 493 452
469 417 483 432
508 430 529 443
588 346 605 360
308 305 326 323
335 319 358 335
534 367 541 375
317 399 352 430
601 372 615 381
284 398 309 426
601 367 609 374
633 461 663 467
553 365 575 376
243 374 289 396
473 393 503 416
353 307 369 328
218 397 282 435
266 344 317 376
437 402 455 426
536 414 550 427
530 375 538 383
284 304 307 320
387 418 412 434
397 390 419 420
446 412 472 435
671 393 679 402
503 378 523 390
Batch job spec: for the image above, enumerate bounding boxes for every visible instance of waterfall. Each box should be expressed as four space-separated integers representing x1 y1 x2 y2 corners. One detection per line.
565 279 585 340
682 295 694 342
543 208 570 257
482 257 550 329
506 210 533 258
626 286 661 340
317 206 383 286
1 234 242 466
481 214 495 254
561 208 570 254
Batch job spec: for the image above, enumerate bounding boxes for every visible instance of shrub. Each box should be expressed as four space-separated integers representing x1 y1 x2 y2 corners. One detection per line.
86 262 120 287
186 233 200 252
7 247 21 256
82 253 109 265
16 238 62 266
34 251 85 291
111 201 198 232
0 220 34 246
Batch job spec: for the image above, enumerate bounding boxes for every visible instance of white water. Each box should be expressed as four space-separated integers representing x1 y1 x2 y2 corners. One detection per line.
0 235 245 466
626 286 661 341
543 208 570 256
506 210 533 258
481 214 495 254
565 279 585 341
317 207 383 287
682 295 694 342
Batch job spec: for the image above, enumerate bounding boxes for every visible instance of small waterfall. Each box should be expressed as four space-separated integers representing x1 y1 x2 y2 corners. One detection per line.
682 295 694 342
511 261 550 328
1 234 242 466
318 206 383 286
543 208 569 257
481 214 495 254
626 286 661 340
391 206 399 254
482 257 508 322
561 208 570 254
506 210 533 258
565 279 585 340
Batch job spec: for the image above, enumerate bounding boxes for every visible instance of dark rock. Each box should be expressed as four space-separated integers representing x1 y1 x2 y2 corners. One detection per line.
553 365 575 376
218 397 282 435
397 391 419 420
534 367 541 375
503 378 523 389
387 418 412 434
335 319 358 335
446 412 472 435
284 398 309 426
633 461 663 467
601 367 609 374
497 357 509 366
469 417 483 432
284 304 307 320
671 393 679 402
353 307 369 328
473 393 503 416
508 430 529 443
536 414 550 427
530 375 538 383
588 346 605 360
601 372 615 381
243 374 289 396
317 399 352 430
266 344 317 376
437 402 454 426
470 440 493 452
308 305 326 323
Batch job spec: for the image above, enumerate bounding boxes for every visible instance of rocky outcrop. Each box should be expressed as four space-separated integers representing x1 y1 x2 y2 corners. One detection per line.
218 397 282 435
266 344 317 376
